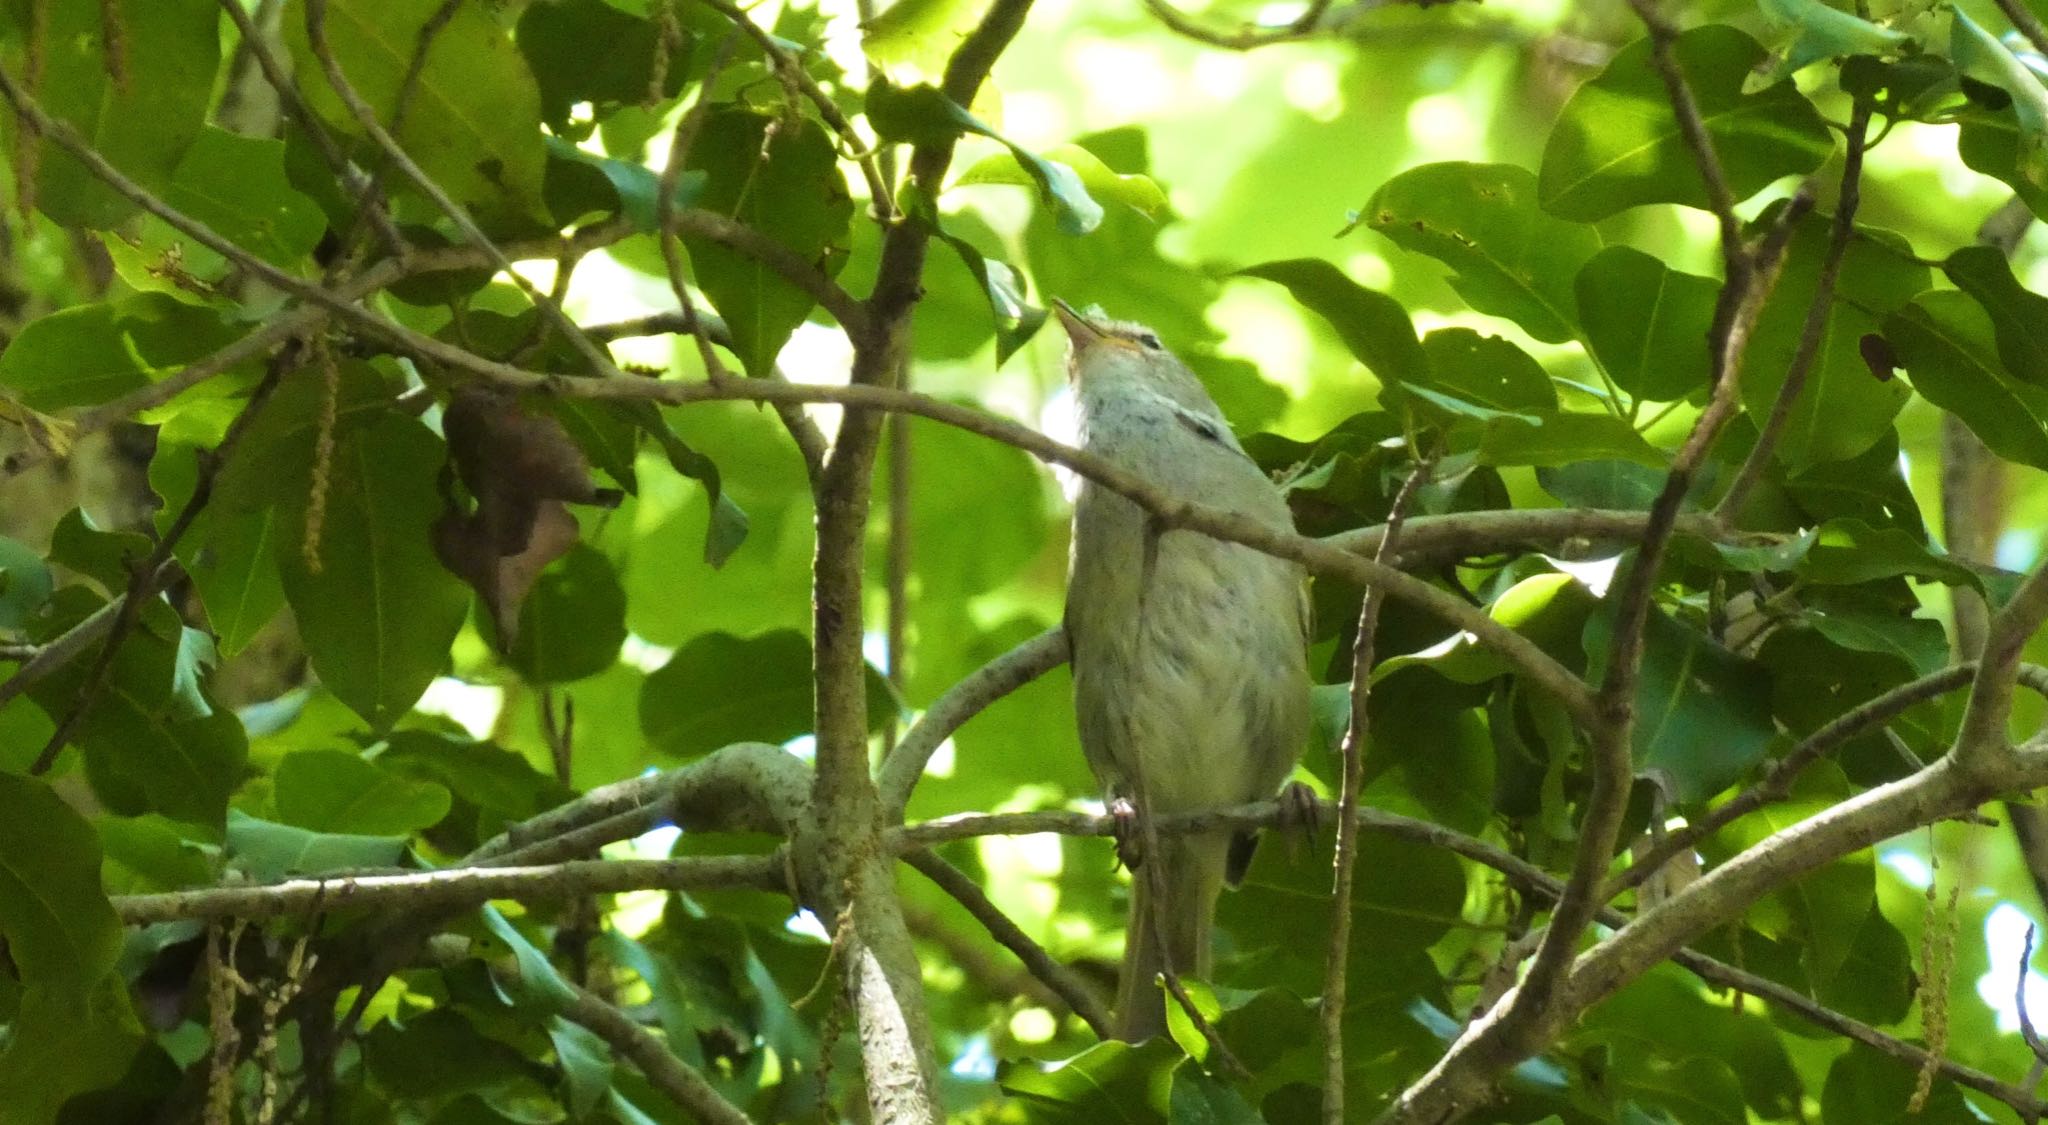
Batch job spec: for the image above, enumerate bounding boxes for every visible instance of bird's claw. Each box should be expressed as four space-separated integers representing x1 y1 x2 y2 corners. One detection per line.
1109 796 1144 872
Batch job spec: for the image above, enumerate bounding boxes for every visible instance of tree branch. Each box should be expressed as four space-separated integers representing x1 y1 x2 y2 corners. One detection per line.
115 855 786 925
1140 0 1336 50
555 977 757 1125
1716 105 1870 522
1610 662 1982 898
878 627 1068 817
902 848 1113 1038
300 0 622 381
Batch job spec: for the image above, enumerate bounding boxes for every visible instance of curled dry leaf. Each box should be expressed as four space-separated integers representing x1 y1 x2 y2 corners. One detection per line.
432 386 623 647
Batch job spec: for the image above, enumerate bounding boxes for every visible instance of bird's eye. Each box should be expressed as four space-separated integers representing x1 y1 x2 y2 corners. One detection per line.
1134 332 1162 350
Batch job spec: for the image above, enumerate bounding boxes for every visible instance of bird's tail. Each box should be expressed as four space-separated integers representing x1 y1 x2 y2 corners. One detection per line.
1117 832 1231 1041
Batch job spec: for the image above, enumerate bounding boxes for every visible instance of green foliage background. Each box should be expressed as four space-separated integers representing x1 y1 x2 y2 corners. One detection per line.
8 0 2048 1121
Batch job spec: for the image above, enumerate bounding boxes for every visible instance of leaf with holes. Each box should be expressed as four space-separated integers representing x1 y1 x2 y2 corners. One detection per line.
1363 163 1601 344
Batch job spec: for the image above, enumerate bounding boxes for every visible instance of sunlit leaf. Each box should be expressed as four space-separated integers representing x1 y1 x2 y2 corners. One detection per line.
1539 25 1832 221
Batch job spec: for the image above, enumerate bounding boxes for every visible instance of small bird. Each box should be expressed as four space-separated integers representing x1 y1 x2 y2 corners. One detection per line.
1056 300 1311 1041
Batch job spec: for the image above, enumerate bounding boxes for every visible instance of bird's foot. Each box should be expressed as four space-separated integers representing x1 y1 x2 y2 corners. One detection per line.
1278 781 1324 850
1109 796 1144 872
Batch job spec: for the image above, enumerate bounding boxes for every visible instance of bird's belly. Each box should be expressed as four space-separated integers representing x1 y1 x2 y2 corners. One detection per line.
1077 538 1304 815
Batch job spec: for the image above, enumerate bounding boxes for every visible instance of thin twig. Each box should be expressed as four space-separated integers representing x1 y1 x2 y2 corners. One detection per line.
699 0 892 217
1717 106 1871 522
1995 0 2048 58
1610 662 1989 898
301 0 623 382
879 627 1067 816
214 0 406 256
903 849 1113 1038
1322 456 1428 1124
1140 0 1335 49
1626 0 1741 258
28 345 301 775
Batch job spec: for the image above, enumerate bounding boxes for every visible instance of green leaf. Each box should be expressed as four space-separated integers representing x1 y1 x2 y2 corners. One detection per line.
161 127 327 269
1237 258 1427 391
1839 54 1962 121
1363 162 1601 343
29 624 246 828
1538 460 1665 509
479 904 579 1011
278 414 471 731
363 1008 537 1101
98 814 215 894
1478 412 1664 468
500 543 628 683
0 977 140 1123
1575 246 1719 401
519 0 686 131
1796 518 1982 589
1000 1039 1179 1116
0 293 243 412
1952 10 2048 192
224 809 407 881
30 0 219 228
288 0 550 223
274 748 453 834
1943 244 2048 385
911 215 1048 365
0 536 52 631
185 505 285 657
861 0 988 79
1885 289 2048 470
1741 209 1924 469
544 136 702 233
1537 25 1833 221
1821 1042 1978 1124
1806 608 1948 677
687 110 854 375
1420 328 1556 413
639 630 813 760
378 730 574 849
608 400 749 566
548 1018 615 1119
1169 1063 1263 1124
0 773 121 991
957 143 1165 220
48 508 150 593
1759 0 1911 81
1782 429 1924 536
1585 605 1775 804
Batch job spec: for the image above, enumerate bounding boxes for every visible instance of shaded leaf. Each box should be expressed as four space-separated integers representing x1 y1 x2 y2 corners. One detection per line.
288 0 549 223
281 415 471 731
274 748 453 834
0 773 121 990
1585 605 1775 804
686 110 854 375
224 809 407 881
29 0 218 228
1575 246 1718 402
1943 244 2048 385
1885 289 2048 470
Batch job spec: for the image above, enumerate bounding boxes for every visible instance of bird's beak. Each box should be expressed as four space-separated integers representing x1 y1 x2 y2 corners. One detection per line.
1052 299 1100 351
